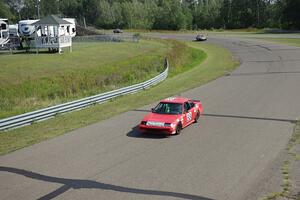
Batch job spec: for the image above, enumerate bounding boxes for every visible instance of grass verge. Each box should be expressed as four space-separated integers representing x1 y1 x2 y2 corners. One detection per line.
127 28 264 34
260 121 300 200
0 40 169 118
0 42 238 155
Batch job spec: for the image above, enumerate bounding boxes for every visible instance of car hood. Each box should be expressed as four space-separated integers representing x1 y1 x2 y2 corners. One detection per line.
142 113 181 123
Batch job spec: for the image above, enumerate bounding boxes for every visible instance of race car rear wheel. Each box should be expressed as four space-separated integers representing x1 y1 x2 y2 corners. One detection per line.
175 123 182 135
194 112 200 123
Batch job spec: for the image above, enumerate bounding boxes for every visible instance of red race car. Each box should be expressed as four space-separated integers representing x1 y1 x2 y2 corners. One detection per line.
139 97 203 135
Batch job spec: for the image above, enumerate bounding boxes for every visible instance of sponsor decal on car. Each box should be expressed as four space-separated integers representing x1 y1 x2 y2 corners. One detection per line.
146 121 165 127
187 112 192 122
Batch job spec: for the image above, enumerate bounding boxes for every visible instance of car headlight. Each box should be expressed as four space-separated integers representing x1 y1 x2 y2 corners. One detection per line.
164 123 176 128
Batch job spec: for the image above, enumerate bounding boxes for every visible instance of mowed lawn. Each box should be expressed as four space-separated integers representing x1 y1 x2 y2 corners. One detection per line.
0 41 168 85
0 40 171 118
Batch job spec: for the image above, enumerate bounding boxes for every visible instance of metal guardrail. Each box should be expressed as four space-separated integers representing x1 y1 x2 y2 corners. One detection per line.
0 60 169 131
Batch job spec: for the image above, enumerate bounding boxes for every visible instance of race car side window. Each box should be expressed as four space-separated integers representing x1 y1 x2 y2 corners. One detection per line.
188 101 195 108
184 102 191 113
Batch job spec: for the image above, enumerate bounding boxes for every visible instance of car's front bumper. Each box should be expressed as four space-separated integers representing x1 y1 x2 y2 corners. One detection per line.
139 125 175 135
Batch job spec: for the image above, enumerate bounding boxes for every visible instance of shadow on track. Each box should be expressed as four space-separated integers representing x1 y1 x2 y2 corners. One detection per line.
0 166 213 200
203 113 297 123
133 109 297 123
127 126 169 139
226 71 300 77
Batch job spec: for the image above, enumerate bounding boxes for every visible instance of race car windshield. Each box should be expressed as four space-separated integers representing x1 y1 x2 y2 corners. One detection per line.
153 103 182 115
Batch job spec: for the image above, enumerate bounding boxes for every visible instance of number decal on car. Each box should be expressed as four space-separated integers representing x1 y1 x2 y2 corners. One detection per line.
187 112 192 122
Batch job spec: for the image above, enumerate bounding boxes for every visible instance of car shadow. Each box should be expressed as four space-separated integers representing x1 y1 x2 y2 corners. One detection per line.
127 126 170 139
193 40 207 42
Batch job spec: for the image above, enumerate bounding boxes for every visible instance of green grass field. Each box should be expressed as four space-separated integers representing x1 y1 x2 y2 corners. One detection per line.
0 41 239 155
127 28 264 34
0 39 201 119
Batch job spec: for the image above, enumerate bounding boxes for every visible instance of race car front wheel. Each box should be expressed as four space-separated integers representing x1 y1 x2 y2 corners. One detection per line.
175 123 182 135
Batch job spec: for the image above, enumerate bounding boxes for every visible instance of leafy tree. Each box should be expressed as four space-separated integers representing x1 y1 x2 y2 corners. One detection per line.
2 0 300 30
120 1 134 29
19 0 36 19
182 3 193 29
281 0 300 29
193 0 222 29
153 0 187 30
111 2 124 27
96 0 115 28
0 0 15 20
60 0 84 19
220 0 232 28
142 0 159 29
121 0 155 29
4 0 24 20
82 0 99 25
40 0 59 16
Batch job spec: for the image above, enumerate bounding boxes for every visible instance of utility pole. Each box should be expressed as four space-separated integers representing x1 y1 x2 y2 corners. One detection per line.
36 0 40 19
228 0 232 27
257 0 260 27
57 0 60 15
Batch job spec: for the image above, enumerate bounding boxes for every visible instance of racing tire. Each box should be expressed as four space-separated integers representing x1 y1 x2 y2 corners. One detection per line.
194 112 200 123
175 123 182 135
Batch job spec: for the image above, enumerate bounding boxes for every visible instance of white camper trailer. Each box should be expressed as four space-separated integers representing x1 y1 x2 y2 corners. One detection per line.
9 24 19 37
0 18 9 46
18 20 39 49
18 18 76 38
63 18 76 37
18 19 39 37
8 24 21 48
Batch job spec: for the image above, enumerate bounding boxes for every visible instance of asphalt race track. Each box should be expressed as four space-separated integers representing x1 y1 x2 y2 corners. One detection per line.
1 35 300 200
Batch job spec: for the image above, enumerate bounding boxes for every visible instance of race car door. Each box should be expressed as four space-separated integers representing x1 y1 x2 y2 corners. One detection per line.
183 102 194 127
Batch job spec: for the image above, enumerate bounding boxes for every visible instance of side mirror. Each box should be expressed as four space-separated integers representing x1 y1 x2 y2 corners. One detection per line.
151 108 154 112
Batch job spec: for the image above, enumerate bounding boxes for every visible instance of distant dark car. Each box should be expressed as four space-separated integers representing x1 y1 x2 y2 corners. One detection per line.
196 34 207 41
113 29 123 33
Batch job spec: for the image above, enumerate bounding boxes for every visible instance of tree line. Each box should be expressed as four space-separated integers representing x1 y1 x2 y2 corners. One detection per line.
1 0 300 30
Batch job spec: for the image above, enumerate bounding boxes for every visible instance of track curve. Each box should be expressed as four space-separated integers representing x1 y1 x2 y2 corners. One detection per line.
1 35 300 200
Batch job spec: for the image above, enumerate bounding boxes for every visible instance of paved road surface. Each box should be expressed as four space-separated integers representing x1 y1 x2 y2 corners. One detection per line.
1 35 300 200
